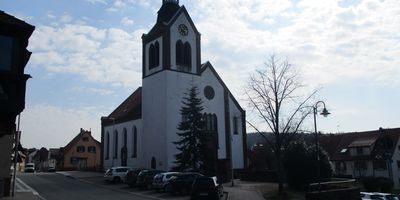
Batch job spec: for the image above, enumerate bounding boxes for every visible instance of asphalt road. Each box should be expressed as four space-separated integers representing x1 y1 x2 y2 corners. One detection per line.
18 173 157 200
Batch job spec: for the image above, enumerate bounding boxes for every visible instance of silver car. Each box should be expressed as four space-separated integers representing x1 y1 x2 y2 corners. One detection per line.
152 172 180 192
360 192 399 200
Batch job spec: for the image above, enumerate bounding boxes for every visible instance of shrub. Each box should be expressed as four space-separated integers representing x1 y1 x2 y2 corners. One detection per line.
284 141 333 190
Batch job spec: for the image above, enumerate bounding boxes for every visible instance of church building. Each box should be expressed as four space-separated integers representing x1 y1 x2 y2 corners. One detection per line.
101 0 247 179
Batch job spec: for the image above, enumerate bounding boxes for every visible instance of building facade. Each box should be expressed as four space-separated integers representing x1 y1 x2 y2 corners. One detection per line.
61 128 101 171
320 128 400 189
101 0 247 180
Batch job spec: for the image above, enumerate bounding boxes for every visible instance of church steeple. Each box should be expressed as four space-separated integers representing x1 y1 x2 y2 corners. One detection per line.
162 0 179 4
157 0 180 23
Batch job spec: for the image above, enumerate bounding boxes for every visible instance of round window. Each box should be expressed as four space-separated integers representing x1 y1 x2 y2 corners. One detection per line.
204 86 215 100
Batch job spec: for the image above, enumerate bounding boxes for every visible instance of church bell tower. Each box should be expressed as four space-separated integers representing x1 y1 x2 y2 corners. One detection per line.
141 0 203 171
141 0 201 78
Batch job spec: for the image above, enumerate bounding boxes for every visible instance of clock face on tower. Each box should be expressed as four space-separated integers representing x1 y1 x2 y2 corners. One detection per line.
178 24 188 36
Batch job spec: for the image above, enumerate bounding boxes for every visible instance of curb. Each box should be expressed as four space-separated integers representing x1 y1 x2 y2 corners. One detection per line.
225 191 230 200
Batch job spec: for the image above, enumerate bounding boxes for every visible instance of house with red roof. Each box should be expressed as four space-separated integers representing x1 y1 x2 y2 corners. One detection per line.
320 128 400 188
100 0 247 180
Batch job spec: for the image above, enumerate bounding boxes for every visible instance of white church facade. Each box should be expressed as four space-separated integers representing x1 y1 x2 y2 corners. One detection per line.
101 0 247 179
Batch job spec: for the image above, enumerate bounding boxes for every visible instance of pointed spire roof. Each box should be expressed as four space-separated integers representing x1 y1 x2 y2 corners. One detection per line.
157 0 180 23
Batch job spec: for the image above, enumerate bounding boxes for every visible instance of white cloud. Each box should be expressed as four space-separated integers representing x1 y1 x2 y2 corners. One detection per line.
20 104 106 148
85 0 108 5
121 16 134 26
106 0 158 12
71 86 114 95
191 0 400 88
60 14 73 23
28 23 143 87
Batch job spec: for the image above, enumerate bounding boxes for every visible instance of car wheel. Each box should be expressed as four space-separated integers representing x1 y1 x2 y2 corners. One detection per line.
112 177 121 183
164 184 171 192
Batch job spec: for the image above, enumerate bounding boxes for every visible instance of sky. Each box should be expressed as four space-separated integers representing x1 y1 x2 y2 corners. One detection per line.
1 0 400 149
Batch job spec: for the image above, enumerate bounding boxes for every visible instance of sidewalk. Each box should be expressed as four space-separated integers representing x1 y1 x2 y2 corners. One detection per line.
1 177 43 200
2 192 42 200
223 180 277 200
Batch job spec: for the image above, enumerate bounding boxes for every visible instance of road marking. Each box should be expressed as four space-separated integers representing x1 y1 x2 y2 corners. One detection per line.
15 178 47 200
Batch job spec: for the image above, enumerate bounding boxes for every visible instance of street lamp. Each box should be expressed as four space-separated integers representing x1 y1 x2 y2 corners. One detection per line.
313 101 330 192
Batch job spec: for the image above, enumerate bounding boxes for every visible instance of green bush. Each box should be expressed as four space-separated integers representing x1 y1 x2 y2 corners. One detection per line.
284 141 333 190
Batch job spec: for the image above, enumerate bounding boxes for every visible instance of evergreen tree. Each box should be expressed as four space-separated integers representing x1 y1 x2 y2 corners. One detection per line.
173 86 207 172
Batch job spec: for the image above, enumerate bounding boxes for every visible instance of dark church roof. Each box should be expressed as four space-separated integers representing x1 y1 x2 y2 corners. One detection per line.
157 1 180 23
106 87 142 123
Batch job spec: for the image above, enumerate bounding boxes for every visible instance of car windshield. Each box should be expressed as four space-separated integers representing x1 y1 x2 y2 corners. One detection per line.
26 164 34 168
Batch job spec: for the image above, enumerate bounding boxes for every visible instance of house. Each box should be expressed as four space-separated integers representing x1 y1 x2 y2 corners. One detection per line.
320 128 400 188
101 0 247 180
61 128 101 171
48 148 62 170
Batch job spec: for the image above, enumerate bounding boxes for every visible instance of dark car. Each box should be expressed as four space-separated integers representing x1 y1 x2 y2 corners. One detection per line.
169 172 203 195
125 169 145 187
190 176 223 200
136 169 165 189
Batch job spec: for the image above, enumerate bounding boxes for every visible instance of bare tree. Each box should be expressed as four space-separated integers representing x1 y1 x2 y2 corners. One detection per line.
245 55 317 195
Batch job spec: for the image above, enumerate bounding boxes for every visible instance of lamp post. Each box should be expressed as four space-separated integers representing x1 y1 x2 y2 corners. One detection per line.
312 101 330 193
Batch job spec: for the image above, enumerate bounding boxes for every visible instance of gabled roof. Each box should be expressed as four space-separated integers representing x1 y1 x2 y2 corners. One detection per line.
143 5 200 43
0 10 34 37
319 128 400 161
201 61 245 114
106 87 142 123
63 128 100 153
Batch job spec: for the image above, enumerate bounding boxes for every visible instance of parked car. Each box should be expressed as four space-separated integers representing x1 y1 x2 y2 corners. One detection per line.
24 163 35 173
169 172 203 195
190 176 223 200
125 168 145 187
104 166 131 183
47 166 56 172
152 172 180 192
136 169 165 189
360 192 399 200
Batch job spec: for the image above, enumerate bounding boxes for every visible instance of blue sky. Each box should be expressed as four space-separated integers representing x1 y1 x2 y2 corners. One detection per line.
2 0 399 148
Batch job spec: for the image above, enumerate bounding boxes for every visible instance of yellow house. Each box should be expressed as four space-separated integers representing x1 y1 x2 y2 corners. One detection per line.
62 128 101 171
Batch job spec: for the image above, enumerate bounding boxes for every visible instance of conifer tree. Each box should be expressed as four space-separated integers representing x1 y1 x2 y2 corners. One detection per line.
173 86 207 172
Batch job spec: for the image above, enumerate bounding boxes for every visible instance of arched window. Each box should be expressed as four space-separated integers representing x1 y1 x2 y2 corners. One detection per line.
176 40 191 72
149 43 155 69
123 128 127 147
132 126 137 158
203 113 218 148
233 116 239 135
176 40 183 65
204 113 218 132
149 42 160 69
106 132 110 160
183 42 191 68
154 41 160 67
113 130 118 159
